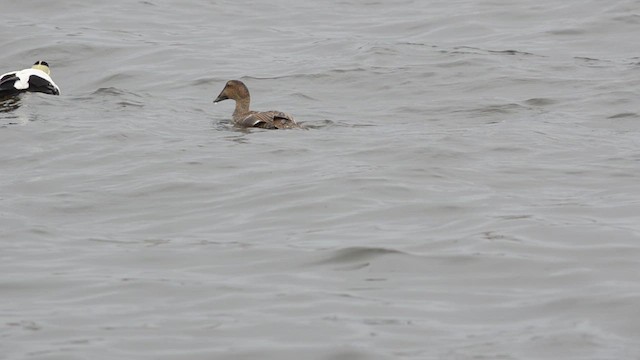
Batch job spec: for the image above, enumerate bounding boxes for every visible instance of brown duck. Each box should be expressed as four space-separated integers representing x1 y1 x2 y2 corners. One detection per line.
213 80 300 129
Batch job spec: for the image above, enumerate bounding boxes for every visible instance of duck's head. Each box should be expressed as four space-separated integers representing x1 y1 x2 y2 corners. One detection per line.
31 60 51 75
213 80 250 103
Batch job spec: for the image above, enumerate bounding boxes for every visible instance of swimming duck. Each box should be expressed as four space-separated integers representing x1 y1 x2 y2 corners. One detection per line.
0 61 60 96
213 80 300 129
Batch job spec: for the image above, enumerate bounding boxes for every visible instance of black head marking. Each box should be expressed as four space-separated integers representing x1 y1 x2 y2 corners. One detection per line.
33 60 50 67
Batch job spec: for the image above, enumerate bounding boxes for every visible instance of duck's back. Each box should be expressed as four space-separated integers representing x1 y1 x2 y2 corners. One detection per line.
237 110 299 129
0 68 59 95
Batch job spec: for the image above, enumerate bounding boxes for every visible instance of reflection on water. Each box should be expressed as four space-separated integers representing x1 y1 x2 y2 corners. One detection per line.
0 96 26 126
0 96 21 113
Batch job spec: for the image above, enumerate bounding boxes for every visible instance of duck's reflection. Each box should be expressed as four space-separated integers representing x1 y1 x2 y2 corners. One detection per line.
1 95 22 113
0 95 29 126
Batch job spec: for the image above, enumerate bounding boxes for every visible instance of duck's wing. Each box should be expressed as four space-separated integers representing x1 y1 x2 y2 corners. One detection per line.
239 111 299 129
237 111 275 128
271 111 300 129
0 73 19 93
26 73 60 95
1 71 17 82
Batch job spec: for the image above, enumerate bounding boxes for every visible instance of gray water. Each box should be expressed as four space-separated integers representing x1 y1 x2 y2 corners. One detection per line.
2 0 640 359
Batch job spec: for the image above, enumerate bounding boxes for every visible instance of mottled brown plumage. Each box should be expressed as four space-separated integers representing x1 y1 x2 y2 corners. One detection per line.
213 80 300 129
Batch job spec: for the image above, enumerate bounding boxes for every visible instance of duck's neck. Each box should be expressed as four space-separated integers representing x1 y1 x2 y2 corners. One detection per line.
233 96 251 117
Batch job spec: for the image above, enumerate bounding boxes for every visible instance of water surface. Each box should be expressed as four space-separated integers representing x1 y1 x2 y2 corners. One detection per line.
1 1 640 359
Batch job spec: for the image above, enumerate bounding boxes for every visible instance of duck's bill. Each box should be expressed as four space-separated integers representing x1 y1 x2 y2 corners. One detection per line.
213 93 228 103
